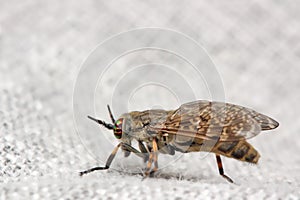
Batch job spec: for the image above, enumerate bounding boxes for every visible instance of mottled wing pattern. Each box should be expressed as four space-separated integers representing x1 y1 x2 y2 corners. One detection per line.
128 109 174 127
154 100 278 142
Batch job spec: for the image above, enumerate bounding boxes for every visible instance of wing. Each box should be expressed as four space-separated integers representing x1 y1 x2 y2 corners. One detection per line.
150 100 279 142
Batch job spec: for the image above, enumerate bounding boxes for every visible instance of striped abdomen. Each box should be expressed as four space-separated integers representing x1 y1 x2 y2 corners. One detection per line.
213 140 260 163
164 135 260 163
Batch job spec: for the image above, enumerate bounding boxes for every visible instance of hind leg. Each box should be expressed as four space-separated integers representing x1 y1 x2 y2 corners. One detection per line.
215 154 234 183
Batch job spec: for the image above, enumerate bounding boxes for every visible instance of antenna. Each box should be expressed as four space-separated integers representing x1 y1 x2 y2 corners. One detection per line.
87 115 114 130
107 105 115 124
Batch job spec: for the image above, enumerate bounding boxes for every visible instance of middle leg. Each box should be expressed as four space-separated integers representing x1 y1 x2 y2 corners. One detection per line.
144 138 159 177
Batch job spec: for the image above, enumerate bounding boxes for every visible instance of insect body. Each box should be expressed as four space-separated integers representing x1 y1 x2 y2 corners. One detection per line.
79 100 279 183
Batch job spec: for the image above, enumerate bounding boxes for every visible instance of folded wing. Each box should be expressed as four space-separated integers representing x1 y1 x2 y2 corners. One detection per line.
154 100 279 142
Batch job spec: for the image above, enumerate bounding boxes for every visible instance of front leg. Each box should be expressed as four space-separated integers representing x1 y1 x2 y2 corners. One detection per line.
122 143 148 161
80 143 146 176
80 143 122 176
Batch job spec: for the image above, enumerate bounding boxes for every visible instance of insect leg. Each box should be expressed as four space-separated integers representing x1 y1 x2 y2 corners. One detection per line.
145 139 159 177
144 150 154 177
152 138 159 173
79 143 122 176
215 154 234 183
121 143 148 161
138 141 149 162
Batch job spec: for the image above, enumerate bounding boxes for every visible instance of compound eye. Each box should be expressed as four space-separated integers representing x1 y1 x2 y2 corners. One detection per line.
113 119 123 139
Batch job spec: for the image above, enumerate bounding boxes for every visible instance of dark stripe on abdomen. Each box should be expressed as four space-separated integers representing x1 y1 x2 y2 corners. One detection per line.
217 142 238 153
231 144 249 159
214 140 260 163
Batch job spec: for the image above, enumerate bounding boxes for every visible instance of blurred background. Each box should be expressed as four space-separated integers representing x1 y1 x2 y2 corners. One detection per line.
0 0 299 199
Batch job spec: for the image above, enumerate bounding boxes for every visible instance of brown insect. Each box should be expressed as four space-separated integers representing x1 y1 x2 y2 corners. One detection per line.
79 100 279 183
